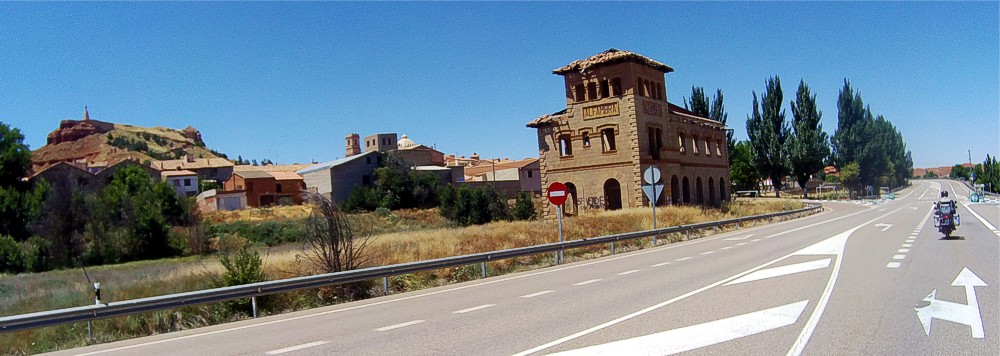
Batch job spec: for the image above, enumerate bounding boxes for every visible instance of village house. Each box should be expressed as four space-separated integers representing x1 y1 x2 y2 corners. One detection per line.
151 155 234 184
161 170 200 197
222 171 306 208
528 49 730 218
462 158 542 196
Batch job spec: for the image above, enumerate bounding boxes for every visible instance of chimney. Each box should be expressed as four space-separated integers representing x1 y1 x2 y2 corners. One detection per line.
345 133 361 157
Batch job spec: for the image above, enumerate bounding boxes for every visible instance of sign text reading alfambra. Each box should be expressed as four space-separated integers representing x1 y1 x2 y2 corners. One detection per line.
582 102 620 120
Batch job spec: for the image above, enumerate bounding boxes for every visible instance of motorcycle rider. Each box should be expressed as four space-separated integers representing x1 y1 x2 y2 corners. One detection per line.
935 190 959 228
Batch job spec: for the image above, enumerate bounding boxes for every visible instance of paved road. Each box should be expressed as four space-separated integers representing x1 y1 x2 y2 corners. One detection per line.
47 180 998 356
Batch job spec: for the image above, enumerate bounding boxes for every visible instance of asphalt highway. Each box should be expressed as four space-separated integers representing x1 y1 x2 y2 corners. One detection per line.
46 179 998 356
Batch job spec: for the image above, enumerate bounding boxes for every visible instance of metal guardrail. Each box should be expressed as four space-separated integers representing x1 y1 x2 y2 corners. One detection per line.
0 203 822 334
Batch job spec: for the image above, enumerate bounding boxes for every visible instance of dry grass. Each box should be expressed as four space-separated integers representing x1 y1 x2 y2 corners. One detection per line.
203 205 313 223
0 199 803 354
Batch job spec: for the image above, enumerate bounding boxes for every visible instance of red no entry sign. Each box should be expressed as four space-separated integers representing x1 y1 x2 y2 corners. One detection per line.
547 182 568 206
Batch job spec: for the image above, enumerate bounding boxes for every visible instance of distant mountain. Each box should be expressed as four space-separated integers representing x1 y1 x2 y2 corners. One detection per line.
31 110 229 173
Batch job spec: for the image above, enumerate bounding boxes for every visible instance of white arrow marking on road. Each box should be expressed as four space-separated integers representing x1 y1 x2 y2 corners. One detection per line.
915 267 988 338
726 259 831 286
724 234 754 241
548 300 809 356
875 223 893 231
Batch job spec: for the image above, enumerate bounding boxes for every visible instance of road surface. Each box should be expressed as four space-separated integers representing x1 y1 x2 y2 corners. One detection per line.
47 179 998 355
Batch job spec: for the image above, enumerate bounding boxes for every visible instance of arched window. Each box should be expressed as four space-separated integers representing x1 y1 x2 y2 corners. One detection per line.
671 175 680 205
559 135 572 157
696 177 704 204
709 177 716 206
682 177 691 204
582 132 591 147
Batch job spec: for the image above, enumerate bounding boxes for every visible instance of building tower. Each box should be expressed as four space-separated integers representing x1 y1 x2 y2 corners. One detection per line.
527 49 729 219
345 133 361 157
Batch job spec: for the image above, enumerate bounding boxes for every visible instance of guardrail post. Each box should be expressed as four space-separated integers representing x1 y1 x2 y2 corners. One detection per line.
685 230 690 240
87 321 92 341
713 226 717 235
611 242 615 254
481 262 487 278
251 296 258 318
383 277 389 295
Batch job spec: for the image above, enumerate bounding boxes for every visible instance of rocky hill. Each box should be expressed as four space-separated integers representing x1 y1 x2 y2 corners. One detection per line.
31 114 228 173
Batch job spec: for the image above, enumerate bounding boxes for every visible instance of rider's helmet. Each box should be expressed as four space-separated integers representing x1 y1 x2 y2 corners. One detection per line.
941 191 949 198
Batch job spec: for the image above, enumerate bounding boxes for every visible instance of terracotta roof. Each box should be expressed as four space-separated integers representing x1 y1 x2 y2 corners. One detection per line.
161 170 198 178
233 164 312 173
233 170 273 179
463 158 539 177
668 103 725 129
553 48 674 75
152 158 233 171
526 108 568 128
268 171 303 181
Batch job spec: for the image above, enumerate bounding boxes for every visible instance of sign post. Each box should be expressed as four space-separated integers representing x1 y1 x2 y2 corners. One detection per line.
642 166 664 245
547 182 568 264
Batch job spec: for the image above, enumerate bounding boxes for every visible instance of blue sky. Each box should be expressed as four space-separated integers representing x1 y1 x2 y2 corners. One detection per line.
1 1 997 168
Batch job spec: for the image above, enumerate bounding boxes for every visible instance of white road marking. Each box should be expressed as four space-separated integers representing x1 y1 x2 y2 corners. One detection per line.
874 223 893 231
887 262 901 269
765 207 871 238
902 243 912 248
574 279 601 286
375 320 424 331
454 304 495 314
898 249 910 253
892 255 906 260
701 251 716 255
905 240 914 244
724 234 754 241
916 267 988 338
617 269 641 275
266 341 329 355
959 200 999 234
521 290 554 298
726 259 831 286
549 301 809 356
736 242 748 246
720 246 733 250
675 257 693 262
752 238 761 242
651 262 671 267
787 204 909 356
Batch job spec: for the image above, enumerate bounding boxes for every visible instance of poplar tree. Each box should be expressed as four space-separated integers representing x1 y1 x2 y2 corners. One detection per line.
746 76 790 197
685 86 711 118
785 80 830 198
710 89 734 165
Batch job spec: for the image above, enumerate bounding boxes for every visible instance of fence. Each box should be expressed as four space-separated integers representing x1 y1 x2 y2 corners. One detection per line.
0 203 822 334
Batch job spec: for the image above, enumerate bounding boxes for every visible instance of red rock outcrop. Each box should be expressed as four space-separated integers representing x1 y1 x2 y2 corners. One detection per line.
46 120 115 145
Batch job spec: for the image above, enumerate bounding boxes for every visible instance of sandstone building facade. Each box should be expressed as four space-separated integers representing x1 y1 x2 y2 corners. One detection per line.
528 49 730 218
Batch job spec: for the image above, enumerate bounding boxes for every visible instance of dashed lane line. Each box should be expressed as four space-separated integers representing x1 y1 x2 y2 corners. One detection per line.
266 341 329 355
617 270 641 276
375 320 424 332
892 255 906 260
886 262 901 269
651 262 671 267
573 279 601 286
453 304 495 314
520 290 554 298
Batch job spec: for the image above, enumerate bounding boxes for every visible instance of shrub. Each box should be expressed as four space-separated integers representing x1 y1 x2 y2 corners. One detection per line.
0 234 23 273
20 236 50 273
513 191 537 221
217 236 268 315
206 219 305 247
342 186 380 212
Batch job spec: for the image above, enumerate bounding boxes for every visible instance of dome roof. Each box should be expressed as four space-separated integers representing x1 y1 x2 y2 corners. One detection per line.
397 134 416 149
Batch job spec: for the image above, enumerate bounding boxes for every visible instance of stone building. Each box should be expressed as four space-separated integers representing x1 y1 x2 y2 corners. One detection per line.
527 49 730 218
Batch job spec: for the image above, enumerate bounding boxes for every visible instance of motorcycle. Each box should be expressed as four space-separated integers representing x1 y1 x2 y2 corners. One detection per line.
934 200 960 238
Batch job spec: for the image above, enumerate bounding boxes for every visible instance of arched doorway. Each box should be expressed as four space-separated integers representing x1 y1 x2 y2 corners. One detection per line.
603 179 622 210
565 182 579 215
719 178 727 202
671 175 680 205
709 177 716 206
682 177 691 204
696 177 704 205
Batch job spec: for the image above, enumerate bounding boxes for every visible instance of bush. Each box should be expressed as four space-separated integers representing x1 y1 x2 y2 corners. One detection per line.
513 191 536 220
20 236 50 273
218 236 268 315
439 186 510 226
206 220 306 247
342 186 380 212
0 235 23 273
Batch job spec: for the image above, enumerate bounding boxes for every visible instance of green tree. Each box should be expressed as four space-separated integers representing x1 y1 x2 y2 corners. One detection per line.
840 162 861 198
950 164 970 180
785 80 830 199
729 140 761 191
709 89 734 166
832 79 868 167
684 87 711 118
513 191 536 220
0 122 47 241
746 76 790 197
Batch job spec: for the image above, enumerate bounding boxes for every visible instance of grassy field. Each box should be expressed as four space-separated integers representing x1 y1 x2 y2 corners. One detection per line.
0 199 804 355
